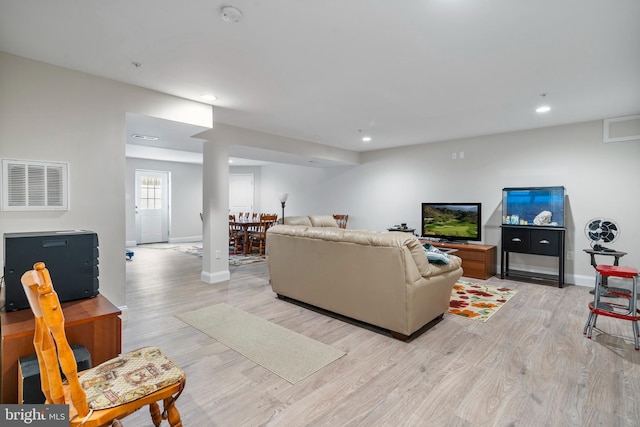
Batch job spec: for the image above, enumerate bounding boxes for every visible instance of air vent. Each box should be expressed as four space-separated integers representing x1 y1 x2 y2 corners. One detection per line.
2 159 69 211
603 114 640 143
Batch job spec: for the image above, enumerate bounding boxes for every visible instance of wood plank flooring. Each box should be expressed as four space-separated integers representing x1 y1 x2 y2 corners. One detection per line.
122 246 640 426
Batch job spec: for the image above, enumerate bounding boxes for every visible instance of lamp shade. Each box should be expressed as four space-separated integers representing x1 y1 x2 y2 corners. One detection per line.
278 193 289 203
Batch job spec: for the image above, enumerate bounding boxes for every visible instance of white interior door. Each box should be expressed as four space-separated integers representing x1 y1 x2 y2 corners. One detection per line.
229 173 254 214
135 170 170 244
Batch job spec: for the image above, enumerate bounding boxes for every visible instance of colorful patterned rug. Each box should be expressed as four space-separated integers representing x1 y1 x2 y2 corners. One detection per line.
448 281 518 322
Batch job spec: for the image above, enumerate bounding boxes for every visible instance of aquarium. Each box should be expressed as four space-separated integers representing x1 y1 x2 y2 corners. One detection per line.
502 186 565 227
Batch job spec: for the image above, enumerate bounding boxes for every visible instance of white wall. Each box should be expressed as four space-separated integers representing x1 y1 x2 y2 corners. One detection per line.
125 158 204 245
258 120 640 286
3 52 637 296
0 53 212 308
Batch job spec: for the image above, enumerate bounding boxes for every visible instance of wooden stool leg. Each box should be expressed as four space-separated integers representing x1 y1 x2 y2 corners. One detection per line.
150 402 162 426
164 397 183 427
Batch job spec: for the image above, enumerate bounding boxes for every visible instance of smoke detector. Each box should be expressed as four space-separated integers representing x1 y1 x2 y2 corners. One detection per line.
220 6 243 23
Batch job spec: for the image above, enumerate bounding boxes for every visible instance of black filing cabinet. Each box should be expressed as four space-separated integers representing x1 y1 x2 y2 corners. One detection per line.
501 226 565 287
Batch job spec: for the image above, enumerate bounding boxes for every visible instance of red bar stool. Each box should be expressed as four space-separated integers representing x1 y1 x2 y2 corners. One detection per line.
583 265 639 350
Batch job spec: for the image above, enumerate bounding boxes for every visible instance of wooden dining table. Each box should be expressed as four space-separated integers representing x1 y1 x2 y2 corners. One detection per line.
230 220 261 255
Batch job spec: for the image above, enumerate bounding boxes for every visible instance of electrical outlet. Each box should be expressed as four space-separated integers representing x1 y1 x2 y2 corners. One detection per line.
215 250 221 259
452 152 457 159
567 251 574 260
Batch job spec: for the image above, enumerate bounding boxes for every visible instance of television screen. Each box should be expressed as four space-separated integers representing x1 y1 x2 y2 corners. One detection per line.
421 203 482 242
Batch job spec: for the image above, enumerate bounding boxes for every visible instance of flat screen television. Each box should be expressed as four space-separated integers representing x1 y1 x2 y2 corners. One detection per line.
421 202 482 242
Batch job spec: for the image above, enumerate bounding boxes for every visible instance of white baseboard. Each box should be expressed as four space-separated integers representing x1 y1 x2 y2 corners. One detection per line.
117 305 129 321
201 269 230 284
571 274 596 287
498 262 595 287
126 240 137 247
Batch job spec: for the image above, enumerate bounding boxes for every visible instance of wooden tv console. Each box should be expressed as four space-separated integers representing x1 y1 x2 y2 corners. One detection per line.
421 240 497 280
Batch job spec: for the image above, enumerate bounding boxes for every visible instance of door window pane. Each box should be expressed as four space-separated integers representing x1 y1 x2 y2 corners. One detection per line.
140 176 162 210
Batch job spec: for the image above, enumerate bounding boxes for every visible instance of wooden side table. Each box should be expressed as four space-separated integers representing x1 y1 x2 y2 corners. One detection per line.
1 294 121 403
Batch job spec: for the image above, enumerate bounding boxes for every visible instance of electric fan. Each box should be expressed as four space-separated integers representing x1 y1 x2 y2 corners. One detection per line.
584 218 620 251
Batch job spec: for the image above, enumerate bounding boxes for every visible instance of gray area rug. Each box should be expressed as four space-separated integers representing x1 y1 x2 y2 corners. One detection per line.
141 242 266 265
176 303 346 384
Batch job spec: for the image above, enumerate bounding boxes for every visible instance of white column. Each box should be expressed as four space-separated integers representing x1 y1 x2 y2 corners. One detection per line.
201 139 230 283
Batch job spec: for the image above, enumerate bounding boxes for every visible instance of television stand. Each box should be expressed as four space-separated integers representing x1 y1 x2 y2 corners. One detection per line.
437 240 469 245
420 240 497 280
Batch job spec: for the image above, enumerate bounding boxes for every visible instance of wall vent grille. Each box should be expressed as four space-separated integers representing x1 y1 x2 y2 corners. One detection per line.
2 159 69 211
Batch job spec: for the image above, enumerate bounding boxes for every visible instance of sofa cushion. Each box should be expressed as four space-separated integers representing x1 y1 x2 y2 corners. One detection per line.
309 215 340 227
283 216 313 226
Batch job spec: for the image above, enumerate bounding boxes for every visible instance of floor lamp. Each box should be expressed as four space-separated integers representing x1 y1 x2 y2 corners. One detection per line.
279 193 288 223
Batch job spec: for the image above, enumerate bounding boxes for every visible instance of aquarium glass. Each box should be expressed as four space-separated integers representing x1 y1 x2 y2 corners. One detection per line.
502 186 565 227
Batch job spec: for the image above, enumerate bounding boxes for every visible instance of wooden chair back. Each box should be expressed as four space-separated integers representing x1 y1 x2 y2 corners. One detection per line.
21 263 90 415
21 262 185 427
333 214 349 229
249 214 278 255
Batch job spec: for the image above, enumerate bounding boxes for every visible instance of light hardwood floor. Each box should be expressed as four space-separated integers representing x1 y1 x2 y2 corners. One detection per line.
122 246 640 426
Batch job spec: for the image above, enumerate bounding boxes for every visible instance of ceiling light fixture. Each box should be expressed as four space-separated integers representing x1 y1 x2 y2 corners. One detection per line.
220 6 243 23
201 93 217 102
358 129 372 143
131 134 159 141
536 93 551 113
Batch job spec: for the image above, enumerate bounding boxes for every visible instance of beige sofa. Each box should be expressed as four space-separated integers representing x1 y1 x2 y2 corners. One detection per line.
266 218 463 340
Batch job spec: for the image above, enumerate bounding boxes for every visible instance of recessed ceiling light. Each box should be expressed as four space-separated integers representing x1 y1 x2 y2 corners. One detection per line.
201 94 217 102
536 93 551 113
362 136 372 142
131 134 159 141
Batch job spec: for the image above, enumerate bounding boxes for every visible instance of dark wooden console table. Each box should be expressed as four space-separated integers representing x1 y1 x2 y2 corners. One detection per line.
1 294 121 403
501 225 566 287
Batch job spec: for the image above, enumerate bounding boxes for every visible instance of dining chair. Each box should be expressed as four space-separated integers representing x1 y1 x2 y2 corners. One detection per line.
248 214 278 255
20 262 186 427
333 214 349 229
229 216 243 254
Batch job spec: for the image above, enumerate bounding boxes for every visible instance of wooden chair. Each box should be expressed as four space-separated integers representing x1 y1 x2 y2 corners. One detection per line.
229 215 243 254
20 262 186 427
248 214 278 255
333 214 349 229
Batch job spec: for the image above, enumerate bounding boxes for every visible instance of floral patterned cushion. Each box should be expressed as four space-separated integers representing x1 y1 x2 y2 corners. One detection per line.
79 346 184 410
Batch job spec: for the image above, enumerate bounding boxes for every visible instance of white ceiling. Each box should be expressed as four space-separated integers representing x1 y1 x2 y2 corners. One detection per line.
1 1 639 165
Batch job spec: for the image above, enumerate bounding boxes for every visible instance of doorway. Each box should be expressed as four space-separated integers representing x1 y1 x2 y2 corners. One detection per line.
135 169 170 244
229 173 254 214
